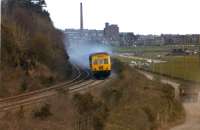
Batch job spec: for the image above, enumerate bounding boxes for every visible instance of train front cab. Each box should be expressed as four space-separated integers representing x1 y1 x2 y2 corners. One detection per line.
89 53 111 79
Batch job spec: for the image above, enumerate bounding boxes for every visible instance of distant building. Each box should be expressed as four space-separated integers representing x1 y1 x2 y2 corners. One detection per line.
162 34 200 44
65 22 121 46
134 35 164 45
104 22 120 45
119 33 136 46
64 29 106 44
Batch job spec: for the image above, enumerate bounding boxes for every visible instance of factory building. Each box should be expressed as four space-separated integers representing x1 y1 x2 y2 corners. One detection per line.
65 29 107 44
104 22 120 45
65 3 119 46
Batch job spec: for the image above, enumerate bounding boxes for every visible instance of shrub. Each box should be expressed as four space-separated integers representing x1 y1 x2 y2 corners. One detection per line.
33 103 52 120
17 106 25 119
28 33 53 65
73 93 109 130
102 87 123 107
112 58 124 75
20 80 28 92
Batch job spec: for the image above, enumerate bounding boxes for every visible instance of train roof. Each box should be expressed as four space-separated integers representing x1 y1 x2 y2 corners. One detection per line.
89 52 109 56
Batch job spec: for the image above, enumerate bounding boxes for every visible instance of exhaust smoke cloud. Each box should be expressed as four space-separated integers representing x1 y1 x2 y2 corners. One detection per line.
64 40 112 69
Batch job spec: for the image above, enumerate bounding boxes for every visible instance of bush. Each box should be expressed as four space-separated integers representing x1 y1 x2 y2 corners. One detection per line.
102 87 123 107
73 93 95 115
33 103 52 120
73 93 109 130
1 23 26 67
20 80 28 92
112 58 124 75
28 33 53 65
17 106 25 119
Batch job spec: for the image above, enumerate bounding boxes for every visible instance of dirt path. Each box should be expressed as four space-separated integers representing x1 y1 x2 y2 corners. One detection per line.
170 102 200 130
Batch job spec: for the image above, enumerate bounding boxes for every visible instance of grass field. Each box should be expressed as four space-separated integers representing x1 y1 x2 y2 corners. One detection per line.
151 55 200 82
112 45 200 53
114 44 200 82
113 45 169 52
113 45 200 59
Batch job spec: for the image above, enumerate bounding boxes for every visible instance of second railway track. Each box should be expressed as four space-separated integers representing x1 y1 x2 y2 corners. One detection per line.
0 64 108 112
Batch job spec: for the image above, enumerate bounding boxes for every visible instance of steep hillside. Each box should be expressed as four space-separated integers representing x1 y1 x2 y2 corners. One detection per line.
1 0 72 97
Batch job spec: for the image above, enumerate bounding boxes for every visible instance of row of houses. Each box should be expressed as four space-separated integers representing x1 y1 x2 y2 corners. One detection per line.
162 34 200 45
120 34 200 46
65 23 200 46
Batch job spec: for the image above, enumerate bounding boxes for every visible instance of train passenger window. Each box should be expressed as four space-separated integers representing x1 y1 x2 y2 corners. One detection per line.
98 59 104 64
93 59 97 64
104 59 108 64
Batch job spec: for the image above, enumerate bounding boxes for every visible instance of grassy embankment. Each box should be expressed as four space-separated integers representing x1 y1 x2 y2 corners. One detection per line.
1 0 72 97
103 59 185 130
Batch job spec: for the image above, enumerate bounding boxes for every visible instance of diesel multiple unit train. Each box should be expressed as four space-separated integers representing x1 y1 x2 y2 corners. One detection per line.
89 52 111 78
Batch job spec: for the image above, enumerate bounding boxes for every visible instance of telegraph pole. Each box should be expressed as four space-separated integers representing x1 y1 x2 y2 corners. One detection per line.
199 44 200 66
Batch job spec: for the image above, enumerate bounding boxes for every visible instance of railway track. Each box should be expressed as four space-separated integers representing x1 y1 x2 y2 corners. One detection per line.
0 64 82 103
0 64 108 112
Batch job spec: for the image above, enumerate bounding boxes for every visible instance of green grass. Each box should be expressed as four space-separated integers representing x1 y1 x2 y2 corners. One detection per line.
114 56 145 63
151 55 200 82
112 45 170 52
112 45 200 53
114 44 200 82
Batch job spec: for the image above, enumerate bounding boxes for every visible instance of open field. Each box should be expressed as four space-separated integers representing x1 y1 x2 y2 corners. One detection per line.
114 44 200 82
116 53 200 82
113 45 169 52
113 45 200 52
151 56 200 82
113 45 200 58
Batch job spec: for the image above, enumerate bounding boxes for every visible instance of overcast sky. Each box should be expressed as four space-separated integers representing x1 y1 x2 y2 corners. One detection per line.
46 0 200 34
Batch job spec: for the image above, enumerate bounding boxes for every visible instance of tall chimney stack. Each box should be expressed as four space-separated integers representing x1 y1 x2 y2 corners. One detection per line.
80 2 83 30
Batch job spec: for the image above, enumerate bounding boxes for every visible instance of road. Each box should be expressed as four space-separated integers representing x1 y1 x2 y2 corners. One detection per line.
138 70 180 88
170 102 200 130
138 70 200 130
